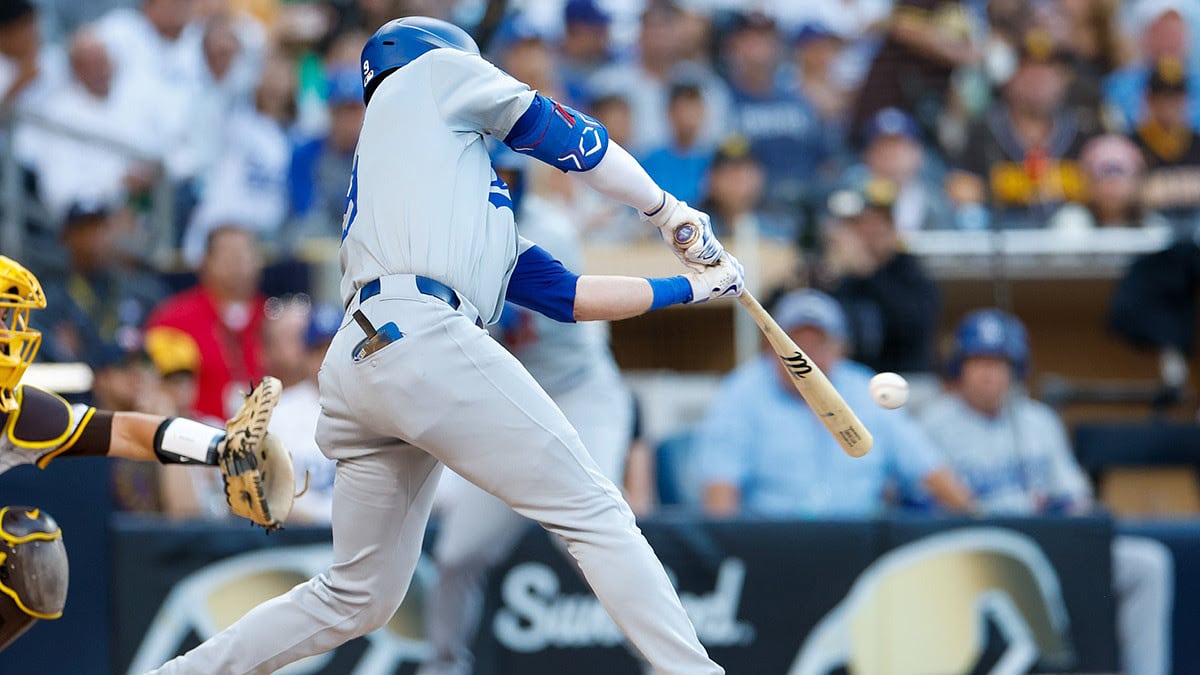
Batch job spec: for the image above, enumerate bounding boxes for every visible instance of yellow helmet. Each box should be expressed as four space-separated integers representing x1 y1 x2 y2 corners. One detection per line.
0 256 46 413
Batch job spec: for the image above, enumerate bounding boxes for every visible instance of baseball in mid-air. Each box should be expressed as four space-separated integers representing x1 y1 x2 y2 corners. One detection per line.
869 372 909 409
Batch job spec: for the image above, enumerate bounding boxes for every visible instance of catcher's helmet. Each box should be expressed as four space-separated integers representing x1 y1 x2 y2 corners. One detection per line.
361 16 479 104
0 256 46 413
947 309 1029 378
0 506 68 653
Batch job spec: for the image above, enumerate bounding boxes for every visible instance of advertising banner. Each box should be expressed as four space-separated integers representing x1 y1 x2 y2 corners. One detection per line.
110 516 1118 674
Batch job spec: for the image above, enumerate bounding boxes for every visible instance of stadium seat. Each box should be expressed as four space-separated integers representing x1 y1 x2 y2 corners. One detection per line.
1073 422 1200 517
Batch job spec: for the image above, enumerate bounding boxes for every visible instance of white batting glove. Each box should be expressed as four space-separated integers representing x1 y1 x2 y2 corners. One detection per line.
686 253 744 304
642 192 725 270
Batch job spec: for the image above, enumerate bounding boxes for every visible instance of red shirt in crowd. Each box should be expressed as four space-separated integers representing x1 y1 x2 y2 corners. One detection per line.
145 287 266 420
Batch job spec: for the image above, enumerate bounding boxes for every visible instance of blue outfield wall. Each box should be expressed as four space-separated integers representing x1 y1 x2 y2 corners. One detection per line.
0 459 1196 675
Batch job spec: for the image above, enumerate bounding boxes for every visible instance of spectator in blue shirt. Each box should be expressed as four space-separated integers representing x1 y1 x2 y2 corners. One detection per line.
693 288 973 518
839 107 952 232
639 82 713 205
559 0 612 107
1105 4 1200 132
722 12 832 221
289 66 364 238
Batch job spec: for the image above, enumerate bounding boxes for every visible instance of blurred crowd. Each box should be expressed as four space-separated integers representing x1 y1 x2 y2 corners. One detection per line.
2 1 1200 512
2 2 1192 669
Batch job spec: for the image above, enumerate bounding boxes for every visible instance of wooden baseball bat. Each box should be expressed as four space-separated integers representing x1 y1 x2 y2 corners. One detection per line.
674 224 873 457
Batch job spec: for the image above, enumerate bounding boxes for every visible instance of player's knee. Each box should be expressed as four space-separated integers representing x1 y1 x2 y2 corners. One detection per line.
543 487 637 547
316 572 408 636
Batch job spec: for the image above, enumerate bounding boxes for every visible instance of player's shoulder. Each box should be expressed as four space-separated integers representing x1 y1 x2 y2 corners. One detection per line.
418 46 497 74
5 385 75 449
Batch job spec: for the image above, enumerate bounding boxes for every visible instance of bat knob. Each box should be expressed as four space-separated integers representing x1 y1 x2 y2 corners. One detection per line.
675 225 696 246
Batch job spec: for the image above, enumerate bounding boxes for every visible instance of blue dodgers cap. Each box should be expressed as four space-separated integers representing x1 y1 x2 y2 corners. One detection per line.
773 289 849 342
326 67 364 106
305 305 344 349
565 0 610 25
862 107 920 145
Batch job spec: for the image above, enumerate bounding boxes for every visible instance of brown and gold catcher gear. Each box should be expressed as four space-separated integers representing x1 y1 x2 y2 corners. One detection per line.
0 506 68 652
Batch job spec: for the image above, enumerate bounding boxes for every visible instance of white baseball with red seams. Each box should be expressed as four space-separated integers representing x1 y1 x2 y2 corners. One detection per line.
869 372 910 409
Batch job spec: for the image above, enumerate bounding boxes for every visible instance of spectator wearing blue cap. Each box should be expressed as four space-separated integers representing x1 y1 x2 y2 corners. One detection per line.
790 23 849 127
692 288 973 518
839 107 952 232
588 0 732 153
560 0 611 105
289 65 366 237
722 12 833 224
920 309 1174 675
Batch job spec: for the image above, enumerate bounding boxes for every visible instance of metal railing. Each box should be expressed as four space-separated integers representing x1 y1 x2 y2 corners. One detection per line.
0 106 175 265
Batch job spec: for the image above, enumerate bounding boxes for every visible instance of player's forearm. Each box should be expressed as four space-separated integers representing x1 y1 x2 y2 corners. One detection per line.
574 276 654 321
109 412 171 461
575 142 665 215
573 275 694 321
111 413 224 465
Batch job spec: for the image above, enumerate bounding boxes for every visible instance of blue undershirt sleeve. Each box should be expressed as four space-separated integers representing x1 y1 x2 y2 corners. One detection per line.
505 245 580 323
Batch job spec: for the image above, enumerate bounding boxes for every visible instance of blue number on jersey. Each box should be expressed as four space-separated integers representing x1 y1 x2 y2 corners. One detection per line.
489 171 513 212
341 155 359 242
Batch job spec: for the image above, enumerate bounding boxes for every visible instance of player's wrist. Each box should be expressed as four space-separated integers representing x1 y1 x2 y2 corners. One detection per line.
153 417 224 465
646 275 693 310
643 192 679 229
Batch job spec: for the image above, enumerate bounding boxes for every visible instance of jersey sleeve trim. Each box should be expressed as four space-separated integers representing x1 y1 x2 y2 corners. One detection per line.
35 406 96 469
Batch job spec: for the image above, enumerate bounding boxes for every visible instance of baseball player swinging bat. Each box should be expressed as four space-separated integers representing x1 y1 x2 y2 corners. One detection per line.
674 224 873 457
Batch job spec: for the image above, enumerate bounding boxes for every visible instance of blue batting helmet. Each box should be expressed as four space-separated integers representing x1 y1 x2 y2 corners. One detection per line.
360 16 480 104
947 309 1029 378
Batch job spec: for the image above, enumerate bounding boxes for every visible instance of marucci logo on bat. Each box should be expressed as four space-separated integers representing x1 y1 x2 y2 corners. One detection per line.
780 352 813 379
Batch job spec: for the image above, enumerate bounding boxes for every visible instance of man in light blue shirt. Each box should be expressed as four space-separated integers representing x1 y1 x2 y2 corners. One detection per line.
694 289 972 518
919 308 1173 675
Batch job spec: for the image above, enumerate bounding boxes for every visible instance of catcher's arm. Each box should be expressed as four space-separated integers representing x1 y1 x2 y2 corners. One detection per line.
6 382 297 531
127 377 299 531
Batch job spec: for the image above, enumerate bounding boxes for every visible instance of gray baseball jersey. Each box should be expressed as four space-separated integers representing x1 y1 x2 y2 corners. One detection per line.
917 393 1091 514
338 48 535 325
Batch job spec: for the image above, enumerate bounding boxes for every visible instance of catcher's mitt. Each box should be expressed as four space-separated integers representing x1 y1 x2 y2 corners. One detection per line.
220 377 296 532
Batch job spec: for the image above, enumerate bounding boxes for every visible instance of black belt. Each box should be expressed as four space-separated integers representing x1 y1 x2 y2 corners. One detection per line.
358 276 461 310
